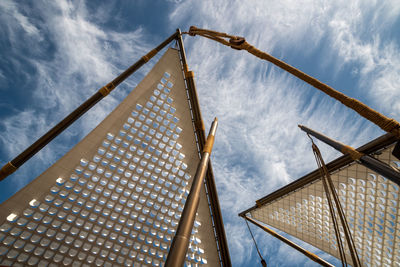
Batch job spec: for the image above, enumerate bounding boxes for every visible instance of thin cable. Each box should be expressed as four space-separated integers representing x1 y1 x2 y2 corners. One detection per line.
312 144 348 267
322 154 363 267
311 140 362 267
308 135 347 266
245 218 267 267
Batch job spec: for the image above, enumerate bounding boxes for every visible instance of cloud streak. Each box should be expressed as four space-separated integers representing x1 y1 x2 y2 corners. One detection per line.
0 0 154 195
169 0 399 265
0 0 399 266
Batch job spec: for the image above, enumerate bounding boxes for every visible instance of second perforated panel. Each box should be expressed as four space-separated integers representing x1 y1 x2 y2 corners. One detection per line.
250 145 400 267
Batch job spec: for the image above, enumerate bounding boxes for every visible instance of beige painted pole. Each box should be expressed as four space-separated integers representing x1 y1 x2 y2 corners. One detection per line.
165 118 218 267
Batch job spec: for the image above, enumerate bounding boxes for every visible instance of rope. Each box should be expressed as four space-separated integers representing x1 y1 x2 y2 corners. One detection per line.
244 218 267 267
309 136 348 267
187 26 400 138
308 136 362 267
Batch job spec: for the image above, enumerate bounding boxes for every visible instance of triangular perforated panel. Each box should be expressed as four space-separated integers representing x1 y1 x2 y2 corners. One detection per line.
250 144 400 267
0 48 220 266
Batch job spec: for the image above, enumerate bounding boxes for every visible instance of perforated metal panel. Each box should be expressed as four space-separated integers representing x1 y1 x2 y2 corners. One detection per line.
0 48 220 266
250 144 400 267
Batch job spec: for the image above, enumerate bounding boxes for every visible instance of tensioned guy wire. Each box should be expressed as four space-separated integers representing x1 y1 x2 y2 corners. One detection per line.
244 217 267 267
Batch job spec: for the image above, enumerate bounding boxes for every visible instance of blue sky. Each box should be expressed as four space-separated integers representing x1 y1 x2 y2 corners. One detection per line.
1 0 400 266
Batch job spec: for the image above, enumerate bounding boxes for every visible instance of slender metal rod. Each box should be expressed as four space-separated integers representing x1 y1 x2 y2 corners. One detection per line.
0 31 178 181
242 215 334 267
244 218 267 267
299 124 400 186
312 145 350 266
176 29 231 266
165 118 218 267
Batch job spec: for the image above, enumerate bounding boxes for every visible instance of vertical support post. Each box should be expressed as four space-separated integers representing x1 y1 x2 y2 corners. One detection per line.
165 118 218 267
176 29 231 266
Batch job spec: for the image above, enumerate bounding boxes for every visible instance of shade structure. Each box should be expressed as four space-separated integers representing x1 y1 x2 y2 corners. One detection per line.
0 48 226 266
241 134 400 267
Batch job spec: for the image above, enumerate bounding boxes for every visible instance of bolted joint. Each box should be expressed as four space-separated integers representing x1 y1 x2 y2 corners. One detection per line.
182 64 189 75
340 145 364 160
203 135 215 154
229 37 246 50
142 49 158 63
188 26 198 36
185 70 194 79
98 82 116 97
202 118 218 154
0 161 17 181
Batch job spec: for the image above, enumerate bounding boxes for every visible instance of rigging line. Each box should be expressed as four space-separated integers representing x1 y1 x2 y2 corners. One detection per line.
312 145 348 267
323 158 363 267
244 217 267 267
308 135 348 266
311 142 362 267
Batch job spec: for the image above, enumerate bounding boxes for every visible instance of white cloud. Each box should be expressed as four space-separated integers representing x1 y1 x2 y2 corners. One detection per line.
0 110 45 158
223 222 255 264
169 0 399 265
0 1 41 39
0 0 153 185
30 0 149 112
324 0 400 117
1 0 399 266
0 70 5 88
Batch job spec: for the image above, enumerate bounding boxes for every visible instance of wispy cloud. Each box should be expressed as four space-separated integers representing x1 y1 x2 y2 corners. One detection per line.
325 0 400 117
0 0 153 188
1 0 398 266
0 1 41 39
169 0 399 265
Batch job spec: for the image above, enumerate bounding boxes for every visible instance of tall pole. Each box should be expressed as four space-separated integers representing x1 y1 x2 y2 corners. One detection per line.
176 29 231 266
299 125 400 186
0 32 178 181
187 26 400 139
165 118 218 267
241 215 334 267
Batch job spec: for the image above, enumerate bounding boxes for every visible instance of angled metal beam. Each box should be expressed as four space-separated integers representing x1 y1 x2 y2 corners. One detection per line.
299 125 400 186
